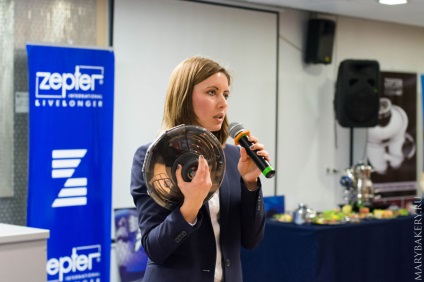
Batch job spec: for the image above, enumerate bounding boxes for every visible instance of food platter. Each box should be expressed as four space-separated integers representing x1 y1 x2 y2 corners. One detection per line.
272 205 409 224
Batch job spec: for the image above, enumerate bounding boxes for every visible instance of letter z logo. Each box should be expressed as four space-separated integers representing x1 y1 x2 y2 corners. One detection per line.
51 149 88 208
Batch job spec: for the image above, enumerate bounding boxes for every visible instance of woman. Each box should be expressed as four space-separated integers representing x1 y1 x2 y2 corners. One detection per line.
130 56 268 281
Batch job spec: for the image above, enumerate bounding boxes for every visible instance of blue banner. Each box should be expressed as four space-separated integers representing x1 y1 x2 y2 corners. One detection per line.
27 44 114 282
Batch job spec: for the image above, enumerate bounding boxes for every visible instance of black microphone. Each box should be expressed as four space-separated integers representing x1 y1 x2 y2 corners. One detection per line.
228 122 275 178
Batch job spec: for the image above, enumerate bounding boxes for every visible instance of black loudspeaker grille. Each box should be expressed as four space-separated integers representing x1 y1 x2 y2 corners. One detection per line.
305 19 336 64
335 60 380 127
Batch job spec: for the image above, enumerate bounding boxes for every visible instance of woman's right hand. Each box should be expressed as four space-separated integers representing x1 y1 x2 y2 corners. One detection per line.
176 155 212 224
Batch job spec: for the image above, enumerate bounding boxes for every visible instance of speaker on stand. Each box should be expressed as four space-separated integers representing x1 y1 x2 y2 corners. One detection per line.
333 59 380 165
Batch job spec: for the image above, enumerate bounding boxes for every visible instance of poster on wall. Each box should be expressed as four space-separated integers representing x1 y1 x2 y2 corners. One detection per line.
367 71 417 208
26 44 114 282
114 208 148 281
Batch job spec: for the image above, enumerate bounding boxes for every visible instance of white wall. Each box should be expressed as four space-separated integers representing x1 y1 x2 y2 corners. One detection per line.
276 8 424 212
112 0 424 214
110 2 424 280
112 0 278 210
277 9 341 212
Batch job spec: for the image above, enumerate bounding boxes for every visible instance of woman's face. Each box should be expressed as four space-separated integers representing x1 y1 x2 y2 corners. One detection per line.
192 72 229 132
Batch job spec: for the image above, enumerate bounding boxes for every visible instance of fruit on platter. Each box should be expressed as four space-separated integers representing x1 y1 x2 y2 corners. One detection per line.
312 210 347 224
397 208 409 216
373 209 394 219
273 213 293 222
342 204 352 214
359 207 370 214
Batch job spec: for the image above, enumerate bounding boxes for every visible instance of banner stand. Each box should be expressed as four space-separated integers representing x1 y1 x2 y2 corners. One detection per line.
26 44 114 282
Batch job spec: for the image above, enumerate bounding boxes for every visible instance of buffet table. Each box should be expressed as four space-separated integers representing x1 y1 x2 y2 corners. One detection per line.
241 216 414 282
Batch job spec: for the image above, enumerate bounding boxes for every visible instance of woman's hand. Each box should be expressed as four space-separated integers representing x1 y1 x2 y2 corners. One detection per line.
176 155 211 224
238 135 270 190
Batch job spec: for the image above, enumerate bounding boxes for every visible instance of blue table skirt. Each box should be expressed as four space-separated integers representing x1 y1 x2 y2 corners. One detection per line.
241 216 415 282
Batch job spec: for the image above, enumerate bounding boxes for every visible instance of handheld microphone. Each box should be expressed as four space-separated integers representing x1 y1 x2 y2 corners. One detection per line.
228 122 275 178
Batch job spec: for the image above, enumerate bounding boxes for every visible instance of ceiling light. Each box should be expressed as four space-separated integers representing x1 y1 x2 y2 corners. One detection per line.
379 0 408 5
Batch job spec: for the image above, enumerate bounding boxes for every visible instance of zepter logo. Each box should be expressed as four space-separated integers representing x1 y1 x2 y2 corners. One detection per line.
36 65 103 98
142 125 226 210
35 65 104 108
46 244 101 282
51 149 88 208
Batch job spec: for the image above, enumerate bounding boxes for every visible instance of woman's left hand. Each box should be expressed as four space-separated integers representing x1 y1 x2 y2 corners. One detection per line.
237 135 270 190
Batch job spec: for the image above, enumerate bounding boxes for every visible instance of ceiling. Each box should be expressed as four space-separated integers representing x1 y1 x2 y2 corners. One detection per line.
242 0 424 28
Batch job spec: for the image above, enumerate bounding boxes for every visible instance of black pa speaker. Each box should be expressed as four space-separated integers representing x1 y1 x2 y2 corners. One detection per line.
334 59 380 127
305 19 336 64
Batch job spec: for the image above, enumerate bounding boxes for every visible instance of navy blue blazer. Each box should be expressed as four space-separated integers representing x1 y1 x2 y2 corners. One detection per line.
130 143 265 282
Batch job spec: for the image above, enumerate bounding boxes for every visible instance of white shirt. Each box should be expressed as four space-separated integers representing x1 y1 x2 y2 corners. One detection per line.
208 190 222 282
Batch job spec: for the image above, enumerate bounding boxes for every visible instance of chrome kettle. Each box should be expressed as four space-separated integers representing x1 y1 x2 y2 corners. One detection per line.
293 203 316 225
340 162 375 207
